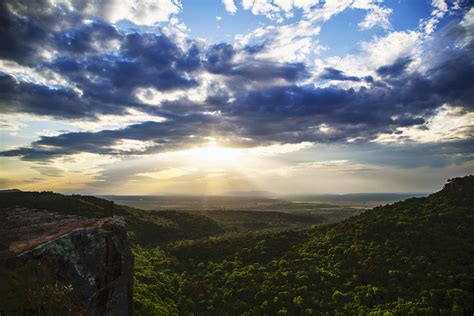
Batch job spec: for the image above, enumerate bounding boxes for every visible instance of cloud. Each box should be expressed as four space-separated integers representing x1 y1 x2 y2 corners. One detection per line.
0 117 23 131
0 113 221 161
5 38 473 162
422 0 449 35
32 165 64 177
239 0 354 22
319 67 364 82
64 0 182 25
358 5 392 30
0 1 202 119
235 21 323 63
0 0 314 120
374 105 474 144
0 1 56 66
0 0 473 172
203 43 310 87
222 0 238 14
376 57 412 77
0 74 110 119
356 140 474 168
360 31 421 70
234 1 393 64
242 0 294 22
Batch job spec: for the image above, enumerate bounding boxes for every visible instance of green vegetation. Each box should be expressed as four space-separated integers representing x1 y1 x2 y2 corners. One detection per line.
0 266 84 314
0 191 105 218
1 176 473 315
192 210 324 232
137 176 474 315
0 192 224 245
100 194 365 224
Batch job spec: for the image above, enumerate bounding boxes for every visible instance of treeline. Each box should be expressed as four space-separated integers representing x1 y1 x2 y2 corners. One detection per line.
133 176 474 315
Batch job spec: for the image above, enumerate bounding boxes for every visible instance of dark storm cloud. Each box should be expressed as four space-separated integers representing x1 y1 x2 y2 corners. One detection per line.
0 73 139 118
0 2 200 118
121 33 201 72
220 83 427 144
0 0 57 65
0 3 188 119
319 68 361 82
218 15 474 145
45 32 202 116
0 0 308 120
0 0 92 65
204 43 309 82
3 32 473 160
351 139 474 168
376 57 412 77
55 21 121 55
51 53 197 93
282 139 474 169
0 113 222 161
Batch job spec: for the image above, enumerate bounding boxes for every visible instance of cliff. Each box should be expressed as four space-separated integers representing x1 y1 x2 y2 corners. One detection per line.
0 208 133 315
436 174 474 206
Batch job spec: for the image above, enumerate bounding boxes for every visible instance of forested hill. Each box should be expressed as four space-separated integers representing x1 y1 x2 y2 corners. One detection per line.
158 175 474 315
0 191 225 245
1 176 473 315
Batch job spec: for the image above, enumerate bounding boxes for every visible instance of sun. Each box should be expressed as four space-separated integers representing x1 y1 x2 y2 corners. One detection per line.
191 140 242 166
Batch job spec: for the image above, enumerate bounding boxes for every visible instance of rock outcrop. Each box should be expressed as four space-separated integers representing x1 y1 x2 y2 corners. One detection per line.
438 175 474 206
0 208 133 315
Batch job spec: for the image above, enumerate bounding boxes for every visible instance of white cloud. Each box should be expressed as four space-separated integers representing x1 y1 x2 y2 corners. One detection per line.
62 0 182 25
422 0 449 35
235 15 324 62
374 105 474 144
136 167 195 180
0 118 24 131
294 0 319 12
222 0 238 14
237 23 322 62
110 139 156 153
240 0 320 22
235 0 392 64
360 30 421 69
461 7 474 28
135 71 221 106
358 5 392 30
0 59 77 91
459 7 474 48
318 29 421 89
69 109 166 132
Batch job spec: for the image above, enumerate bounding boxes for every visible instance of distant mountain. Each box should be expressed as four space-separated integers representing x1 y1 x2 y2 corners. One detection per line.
224 190 276 197
285 192 428 201
0 189 22 193
223 191 428 201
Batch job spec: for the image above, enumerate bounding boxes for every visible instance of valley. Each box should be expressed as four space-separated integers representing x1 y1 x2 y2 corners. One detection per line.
1 176 473 315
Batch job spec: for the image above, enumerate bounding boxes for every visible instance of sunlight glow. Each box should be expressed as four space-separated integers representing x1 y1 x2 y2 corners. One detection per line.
187 140 243 166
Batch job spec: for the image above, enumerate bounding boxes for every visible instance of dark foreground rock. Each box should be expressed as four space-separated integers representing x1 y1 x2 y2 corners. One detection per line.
0 208 133 315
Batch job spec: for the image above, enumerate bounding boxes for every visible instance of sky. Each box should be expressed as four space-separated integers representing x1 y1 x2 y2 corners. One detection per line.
0 0 473 195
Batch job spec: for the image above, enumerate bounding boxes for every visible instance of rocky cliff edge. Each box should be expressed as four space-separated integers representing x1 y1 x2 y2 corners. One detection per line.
0 208 133 315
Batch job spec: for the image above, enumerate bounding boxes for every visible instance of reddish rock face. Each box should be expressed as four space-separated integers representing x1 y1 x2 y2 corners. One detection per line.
0 208 133 315
428 175 474 210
